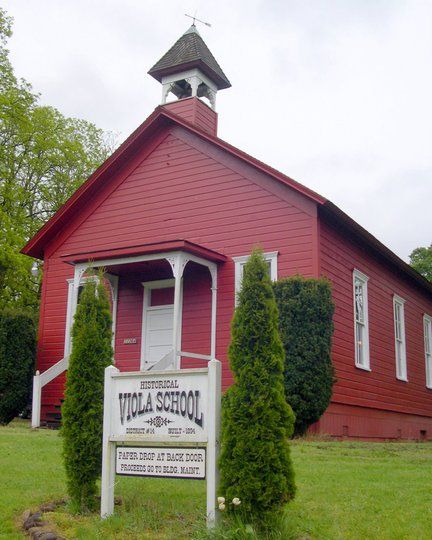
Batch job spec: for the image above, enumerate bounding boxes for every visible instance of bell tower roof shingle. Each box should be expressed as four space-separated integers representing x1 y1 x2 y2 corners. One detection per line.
148 25 231 90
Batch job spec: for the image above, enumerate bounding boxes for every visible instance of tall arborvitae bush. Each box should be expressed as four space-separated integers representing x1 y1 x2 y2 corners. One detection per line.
62 274 113 513
219 250 296 526
0 311 36 424
273 276 335 436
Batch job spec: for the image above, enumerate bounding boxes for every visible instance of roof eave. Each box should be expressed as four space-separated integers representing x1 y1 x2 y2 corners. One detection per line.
21 103 430 300
320 201 432 297
21 108 172 259
60 239 227 265
148 59 231 90
22 104 326 260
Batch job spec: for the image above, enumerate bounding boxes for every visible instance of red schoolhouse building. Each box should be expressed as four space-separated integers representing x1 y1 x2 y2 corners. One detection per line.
23 26 432 439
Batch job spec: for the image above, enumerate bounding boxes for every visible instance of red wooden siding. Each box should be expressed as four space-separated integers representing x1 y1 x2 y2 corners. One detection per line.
36 123 317 419
54 132 316 260
163 97 218 136
114 275 143 372
319 217 432 430
315 403 432 440
181 265 212 368
36 257 71 418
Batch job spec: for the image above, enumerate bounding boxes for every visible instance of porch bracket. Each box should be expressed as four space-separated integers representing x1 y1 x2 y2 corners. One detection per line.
71 264 88 332
73 264 88 291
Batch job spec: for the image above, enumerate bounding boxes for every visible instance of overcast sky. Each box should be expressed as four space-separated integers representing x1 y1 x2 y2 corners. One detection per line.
3 0 431 261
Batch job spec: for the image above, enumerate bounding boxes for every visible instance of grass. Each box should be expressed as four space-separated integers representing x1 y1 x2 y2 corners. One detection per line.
1 420 432 539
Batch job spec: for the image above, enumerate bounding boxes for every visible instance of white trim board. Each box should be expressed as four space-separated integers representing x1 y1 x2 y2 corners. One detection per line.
424 314 432 389
393 294 407 382
232 251 278 305
353 268 370 371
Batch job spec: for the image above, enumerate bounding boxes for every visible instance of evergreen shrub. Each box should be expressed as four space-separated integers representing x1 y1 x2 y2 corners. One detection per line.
0 311 36 424
273 276 335 436
62 274 113 513
219 250 296 526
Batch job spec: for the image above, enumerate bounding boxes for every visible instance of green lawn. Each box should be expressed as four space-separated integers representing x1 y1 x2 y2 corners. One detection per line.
1 420 432 539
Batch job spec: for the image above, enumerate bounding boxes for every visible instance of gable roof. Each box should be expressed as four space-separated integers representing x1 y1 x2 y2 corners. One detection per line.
21 101 432 298
21 103 324 260
319 202 432 296
60 239 227 265
148 25 231 90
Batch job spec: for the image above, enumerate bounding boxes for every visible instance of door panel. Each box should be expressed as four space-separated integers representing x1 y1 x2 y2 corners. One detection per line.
145 306 173 366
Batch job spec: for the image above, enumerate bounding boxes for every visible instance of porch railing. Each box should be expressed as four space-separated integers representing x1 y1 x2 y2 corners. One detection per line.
148 350 175 371
149 350 214 371
32 350 214 428
31 356 69 428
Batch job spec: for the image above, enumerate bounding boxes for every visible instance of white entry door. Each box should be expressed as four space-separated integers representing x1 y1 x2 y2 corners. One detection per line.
144 306 174 368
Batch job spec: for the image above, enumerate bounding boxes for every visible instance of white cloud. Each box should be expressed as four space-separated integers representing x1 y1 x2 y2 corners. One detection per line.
3 0 431 260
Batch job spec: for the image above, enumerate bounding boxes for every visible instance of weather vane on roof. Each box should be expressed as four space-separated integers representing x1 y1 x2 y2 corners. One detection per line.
185 12 212 28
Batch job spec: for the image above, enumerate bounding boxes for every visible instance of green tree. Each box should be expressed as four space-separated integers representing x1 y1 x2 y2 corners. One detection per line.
273 276 335 436
219 250 296 527
410 244 432 282
61 275 113 513
0 310 36 424
0 7 113 313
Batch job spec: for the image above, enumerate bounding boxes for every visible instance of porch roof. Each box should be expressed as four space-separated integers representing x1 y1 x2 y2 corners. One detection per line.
60 239 227 265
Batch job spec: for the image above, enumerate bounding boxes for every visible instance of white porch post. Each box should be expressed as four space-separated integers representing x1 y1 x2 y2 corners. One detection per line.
167 253 187 369
106 273 119 355
209 264 217 360
173 274 182 367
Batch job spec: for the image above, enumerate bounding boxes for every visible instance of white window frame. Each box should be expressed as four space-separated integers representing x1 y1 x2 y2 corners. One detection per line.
353 269 370 370
233 251 278 302
64 273 118 358
424 314 432 389
393 295 407 381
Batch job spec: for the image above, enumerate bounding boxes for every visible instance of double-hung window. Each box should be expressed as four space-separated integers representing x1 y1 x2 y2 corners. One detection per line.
424 315 432 388
393 295 407 381
233 252 278 303
353 269 370 370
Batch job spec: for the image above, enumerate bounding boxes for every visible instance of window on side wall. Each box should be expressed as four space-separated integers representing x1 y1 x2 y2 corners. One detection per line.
233 252 278 303
353 269 370 370
393 295 407 381
424 314 432 389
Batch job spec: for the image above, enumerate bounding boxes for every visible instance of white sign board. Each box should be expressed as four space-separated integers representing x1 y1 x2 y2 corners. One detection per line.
100 361 221 528
116 446 206 479
110 370 208 442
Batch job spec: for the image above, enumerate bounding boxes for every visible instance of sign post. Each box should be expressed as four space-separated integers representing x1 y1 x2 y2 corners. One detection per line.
100 360 221 528
206 358 221 526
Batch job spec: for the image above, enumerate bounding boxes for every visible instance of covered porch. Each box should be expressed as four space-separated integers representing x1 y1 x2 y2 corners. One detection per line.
32 240 226 427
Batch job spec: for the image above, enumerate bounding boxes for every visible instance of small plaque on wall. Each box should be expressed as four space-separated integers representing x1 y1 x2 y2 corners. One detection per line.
123 338 137 344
